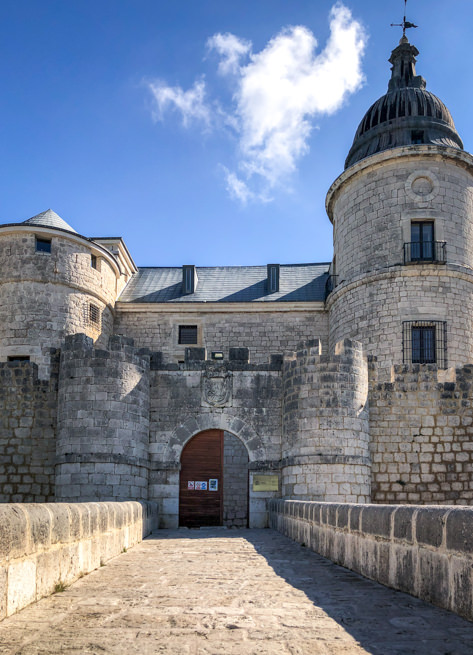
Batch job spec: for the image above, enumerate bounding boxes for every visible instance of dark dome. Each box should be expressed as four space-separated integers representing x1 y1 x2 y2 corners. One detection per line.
345 38 463 169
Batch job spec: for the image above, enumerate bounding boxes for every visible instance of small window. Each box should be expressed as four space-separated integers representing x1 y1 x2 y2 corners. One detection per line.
267 264 280 293
91 254 97 269
179 325 198 345
7 355 30 362
89 303 101 327
35 237 51 253
402 321 446 367
411 130 424 145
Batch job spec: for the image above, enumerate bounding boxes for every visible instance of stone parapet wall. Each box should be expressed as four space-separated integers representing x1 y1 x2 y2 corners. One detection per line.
0 359 58 503
0 501 158 621
269 499 473 622
282 339 371 503
115 308 328 365
369 362 473 505
56 334 150 501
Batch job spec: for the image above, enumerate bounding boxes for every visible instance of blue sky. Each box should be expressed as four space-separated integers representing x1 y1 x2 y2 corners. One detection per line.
0 1 472 267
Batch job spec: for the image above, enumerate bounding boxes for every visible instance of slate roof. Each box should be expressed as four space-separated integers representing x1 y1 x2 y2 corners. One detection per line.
22 209 77 234
118 264 330 304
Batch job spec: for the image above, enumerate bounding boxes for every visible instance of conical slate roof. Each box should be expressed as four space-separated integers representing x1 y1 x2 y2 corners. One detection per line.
22 209 77 234
345 36 463 169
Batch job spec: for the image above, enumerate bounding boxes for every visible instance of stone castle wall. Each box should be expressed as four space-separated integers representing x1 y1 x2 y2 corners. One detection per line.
0 358 58 502
328 268 473 368
282 339 371 503
148 350 282 528
223 431 249 528
115 308 328 365
369 361 473 505
56 334 150 502
0 231 118 377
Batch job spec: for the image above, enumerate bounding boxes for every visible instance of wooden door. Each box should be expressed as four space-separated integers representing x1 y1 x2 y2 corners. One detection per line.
179 430 223 527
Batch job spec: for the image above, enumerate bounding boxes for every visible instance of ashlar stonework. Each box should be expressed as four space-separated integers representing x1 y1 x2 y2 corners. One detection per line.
1 35 473 528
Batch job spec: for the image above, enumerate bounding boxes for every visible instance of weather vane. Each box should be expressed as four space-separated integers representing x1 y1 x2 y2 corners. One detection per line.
391 0 418 38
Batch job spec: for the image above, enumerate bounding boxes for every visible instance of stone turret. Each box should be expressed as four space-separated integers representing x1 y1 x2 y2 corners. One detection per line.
0 210 126 378
326 38 473 370
282 339 370 502
55 334 150 501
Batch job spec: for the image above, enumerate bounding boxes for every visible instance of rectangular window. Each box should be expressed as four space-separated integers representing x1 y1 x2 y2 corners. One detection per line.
7 355 30 362
89 303 100 326
410 221 434 261
179 325 198 345
411 326 436 363
35 237 51 253
267 264 280 293
402 321 446 367
91 254 97 269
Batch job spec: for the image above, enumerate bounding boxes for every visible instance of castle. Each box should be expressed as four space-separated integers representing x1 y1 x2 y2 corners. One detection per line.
1 35 473 529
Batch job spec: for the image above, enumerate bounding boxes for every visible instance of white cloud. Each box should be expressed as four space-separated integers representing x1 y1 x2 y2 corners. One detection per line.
149 3 367 202
222 168 254 204
207 33 251 76
235 4 366 190
148 78 211 127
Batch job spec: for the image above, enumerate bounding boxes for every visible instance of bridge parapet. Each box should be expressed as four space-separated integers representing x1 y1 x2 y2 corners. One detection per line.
0 501 158 621
269 499 473 622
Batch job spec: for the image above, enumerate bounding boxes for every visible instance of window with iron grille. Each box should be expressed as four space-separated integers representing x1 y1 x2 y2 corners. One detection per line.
179 325 198 345
402 321 446 367
89 303 101 328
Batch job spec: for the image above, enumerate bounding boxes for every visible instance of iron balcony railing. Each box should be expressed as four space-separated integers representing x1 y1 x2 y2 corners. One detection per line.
403 241 446 264
324 274 339 300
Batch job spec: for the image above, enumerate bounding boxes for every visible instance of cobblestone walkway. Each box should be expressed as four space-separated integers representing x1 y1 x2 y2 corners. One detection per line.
1 529 473 654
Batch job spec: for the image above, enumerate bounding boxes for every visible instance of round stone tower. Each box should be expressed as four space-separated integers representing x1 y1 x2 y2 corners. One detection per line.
0 209 121 377
326 36 473 370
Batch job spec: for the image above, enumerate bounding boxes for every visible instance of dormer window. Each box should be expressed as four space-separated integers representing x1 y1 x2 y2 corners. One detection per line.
182 265 198 295
267 264 280 293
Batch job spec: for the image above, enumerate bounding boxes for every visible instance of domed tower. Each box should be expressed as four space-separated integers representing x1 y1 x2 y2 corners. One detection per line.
326 36 473 370
0 209 129 378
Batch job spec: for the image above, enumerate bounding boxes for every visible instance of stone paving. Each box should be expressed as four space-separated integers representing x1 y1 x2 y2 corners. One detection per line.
1 528 473 654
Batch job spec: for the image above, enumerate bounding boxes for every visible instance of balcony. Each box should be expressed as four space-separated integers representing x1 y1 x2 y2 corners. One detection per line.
403 241 446 265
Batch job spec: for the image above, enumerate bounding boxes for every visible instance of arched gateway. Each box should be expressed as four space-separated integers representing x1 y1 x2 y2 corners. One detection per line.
179 430 249 528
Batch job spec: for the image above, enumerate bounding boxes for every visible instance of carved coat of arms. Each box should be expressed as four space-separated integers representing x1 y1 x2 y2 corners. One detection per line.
202 369 232 407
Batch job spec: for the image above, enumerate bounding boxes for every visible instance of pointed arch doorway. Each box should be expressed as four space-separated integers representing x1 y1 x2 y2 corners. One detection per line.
179 429 249 528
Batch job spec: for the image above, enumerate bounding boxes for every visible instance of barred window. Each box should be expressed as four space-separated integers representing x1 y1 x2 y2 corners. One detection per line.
178 325 198 345
88 303 101 329
402 321 446 367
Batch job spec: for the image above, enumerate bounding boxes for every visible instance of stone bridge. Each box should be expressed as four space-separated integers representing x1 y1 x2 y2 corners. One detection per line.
1 501 473 654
